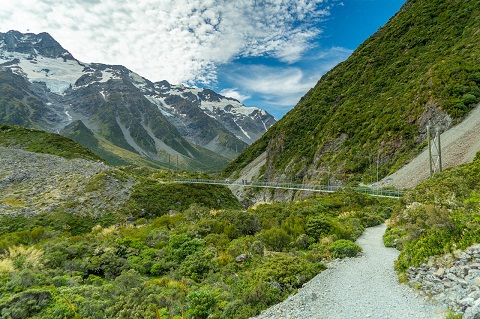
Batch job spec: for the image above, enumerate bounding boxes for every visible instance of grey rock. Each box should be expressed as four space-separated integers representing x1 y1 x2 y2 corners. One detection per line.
464 299 480 319
236 254 249 263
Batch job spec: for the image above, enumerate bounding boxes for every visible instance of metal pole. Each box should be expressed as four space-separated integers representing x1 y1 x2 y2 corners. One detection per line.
436 126 442 172
376 153 379 195
427 126 433 178
327 167 330 191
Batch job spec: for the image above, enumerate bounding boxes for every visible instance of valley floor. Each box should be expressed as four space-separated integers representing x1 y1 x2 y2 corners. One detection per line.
250 224 447 319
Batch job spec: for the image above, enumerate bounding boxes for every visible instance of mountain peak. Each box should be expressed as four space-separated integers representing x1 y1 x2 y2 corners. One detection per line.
0 30 276 170
0 30 74 60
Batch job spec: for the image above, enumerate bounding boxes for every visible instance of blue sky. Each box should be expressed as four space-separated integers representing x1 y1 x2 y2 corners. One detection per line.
213 0 406 119
1 0 405 119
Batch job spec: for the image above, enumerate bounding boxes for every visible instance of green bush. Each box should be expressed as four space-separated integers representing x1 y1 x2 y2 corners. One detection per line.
186 289 217 319
128 182 242 218
305 216 332 240
0 288 52 319
179 249 215 281
254 255 325 290
259 227 291 252
329 240 361 258
166 234 204 263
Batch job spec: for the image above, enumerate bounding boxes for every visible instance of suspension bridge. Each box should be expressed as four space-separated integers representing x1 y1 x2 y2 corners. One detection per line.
171 178 404 198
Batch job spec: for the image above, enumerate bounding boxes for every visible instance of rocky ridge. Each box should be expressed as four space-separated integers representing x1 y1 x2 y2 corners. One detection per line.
0 146 135 216
408 244 480 318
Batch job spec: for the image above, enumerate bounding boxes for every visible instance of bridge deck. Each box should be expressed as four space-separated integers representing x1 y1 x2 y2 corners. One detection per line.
171 179 404 198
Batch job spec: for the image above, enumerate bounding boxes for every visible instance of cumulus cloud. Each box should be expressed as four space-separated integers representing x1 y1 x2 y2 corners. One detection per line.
0 0 334 85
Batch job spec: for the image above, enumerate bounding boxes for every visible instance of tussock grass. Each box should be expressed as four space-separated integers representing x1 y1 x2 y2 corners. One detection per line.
1 245 44 270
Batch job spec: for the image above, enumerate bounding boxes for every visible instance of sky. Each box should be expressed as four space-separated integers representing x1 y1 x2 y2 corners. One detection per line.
0 0 405 119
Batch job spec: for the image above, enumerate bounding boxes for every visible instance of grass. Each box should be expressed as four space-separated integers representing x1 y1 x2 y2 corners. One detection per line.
0 124 102 162
2 197 26 208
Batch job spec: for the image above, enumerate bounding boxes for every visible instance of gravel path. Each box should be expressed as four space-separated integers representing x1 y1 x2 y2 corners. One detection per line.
251 224 447 319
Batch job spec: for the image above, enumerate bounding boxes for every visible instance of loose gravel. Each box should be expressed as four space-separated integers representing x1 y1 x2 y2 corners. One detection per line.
379 103 480 189
250 224 447 319
0 146 135 215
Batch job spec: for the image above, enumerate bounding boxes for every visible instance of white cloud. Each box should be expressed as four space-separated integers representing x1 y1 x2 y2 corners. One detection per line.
219 89 251 102
0 0 333 85
221 46 353 117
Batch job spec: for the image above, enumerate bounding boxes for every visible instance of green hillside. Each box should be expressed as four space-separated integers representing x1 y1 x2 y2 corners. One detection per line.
225 0 480 184
0 123 102 162
0 70 52 130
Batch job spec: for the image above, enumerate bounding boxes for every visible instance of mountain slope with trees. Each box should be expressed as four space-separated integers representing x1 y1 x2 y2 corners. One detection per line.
225 0 480 188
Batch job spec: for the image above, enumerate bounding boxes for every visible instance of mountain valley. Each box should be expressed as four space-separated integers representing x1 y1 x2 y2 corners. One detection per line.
1 0 480 318
0 30 275 171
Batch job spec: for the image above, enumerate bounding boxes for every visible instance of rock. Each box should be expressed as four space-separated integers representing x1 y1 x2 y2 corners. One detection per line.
464 299 480 319
236 254 249 263
434 268 445 278
472 277 480 287
460 297 475 309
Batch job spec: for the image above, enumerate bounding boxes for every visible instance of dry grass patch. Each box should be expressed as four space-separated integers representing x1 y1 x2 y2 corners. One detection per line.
1 245 44 271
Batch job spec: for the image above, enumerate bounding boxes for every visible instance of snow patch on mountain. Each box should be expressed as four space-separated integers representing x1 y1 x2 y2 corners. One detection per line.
235 120 251 139
145 95 176 118
96 68 122 83
10 54 84 94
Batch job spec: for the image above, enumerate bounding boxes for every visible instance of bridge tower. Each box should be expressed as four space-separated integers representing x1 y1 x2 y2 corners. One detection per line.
427 125 442 177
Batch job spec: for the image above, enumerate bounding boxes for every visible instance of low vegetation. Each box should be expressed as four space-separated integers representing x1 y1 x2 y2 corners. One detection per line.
384 152 480 273
0 124 102 162
0 186 399 318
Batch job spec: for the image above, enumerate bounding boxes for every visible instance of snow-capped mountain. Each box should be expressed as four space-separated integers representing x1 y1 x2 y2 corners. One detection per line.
0 30 276 170
143 82 275 145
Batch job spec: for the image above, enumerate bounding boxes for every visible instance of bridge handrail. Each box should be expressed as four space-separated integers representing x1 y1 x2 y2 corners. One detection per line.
169 178 404 198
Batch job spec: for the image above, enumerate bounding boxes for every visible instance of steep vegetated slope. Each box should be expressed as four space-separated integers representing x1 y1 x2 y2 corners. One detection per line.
225 0 480 186
385 150 480 270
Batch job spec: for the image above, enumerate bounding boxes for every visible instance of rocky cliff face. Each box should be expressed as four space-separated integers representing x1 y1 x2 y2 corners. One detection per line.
0 30 276 170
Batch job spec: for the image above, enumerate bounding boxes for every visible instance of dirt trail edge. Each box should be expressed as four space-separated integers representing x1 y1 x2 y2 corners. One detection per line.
250 224 447 319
